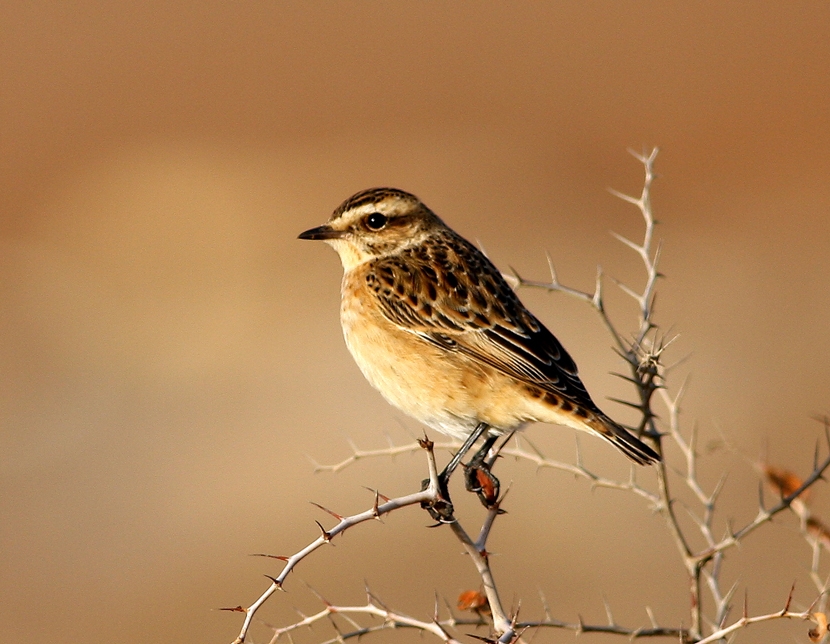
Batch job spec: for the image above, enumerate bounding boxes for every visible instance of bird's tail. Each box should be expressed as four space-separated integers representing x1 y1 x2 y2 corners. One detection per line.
589 414 661 465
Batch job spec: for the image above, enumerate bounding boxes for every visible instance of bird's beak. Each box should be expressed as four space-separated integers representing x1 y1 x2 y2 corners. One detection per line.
298 224 346 241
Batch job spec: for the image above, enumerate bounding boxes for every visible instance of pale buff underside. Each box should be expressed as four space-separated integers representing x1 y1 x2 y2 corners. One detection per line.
341 269 593 441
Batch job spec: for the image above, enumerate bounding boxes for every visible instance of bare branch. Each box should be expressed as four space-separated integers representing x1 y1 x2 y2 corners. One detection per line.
265 600 467 644
230 441 445 644
694 606 820 644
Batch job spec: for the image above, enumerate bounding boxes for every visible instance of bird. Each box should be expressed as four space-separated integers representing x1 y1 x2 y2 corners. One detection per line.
299 188 660 515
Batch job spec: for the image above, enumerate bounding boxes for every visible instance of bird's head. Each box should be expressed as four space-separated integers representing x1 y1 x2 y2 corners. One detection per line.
298 188 444 270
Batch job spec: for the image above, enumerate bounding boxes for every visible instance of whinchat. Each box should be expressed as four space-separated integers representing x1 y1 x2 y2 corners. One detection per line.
299 188 660 495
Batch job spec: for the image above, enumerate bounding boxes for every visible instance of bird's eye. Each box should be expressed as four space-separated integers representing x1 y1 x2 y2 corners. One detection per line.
365 212 388 231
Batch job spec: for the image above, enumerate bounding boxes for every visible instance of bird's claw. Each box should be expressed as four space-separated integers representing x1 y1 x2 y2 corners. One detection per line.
421 476 456 523
464 461 500 509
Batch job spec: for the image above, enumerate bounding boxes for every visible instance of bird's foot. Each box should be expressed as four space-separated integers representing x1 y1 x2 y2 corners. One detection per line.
464 458 500 509
421 474 455 523
461 433 501 509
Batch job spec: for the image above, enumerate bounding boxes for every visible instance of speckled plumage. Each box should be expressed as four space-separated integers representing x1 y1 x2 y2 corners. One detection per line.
299 188 659 465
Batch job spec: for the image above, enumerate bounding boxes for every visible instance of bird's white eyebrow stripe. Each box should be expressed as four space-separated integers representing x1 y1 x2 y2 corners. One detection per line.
331 187 417 219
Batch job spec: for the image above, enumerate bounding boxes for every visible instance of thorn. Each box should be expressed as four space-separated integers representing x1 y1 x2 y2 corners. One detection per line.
251 553 290 561
511 599 522 627
607 187 641 206
519 434 545 459
495 430 517 457
466 635 497 643
327 616 345 641
310 501 344 521
806 590 823 613
609 371 640 385
652 239 664 267
757 478 767 511
611 344 638 366
432 620 453 641
304 581 332 607
610 230 643 254
368 584 391 611
726 518 736 542
606 396 644 410
784 581 796 613
594 264 604 295
681 504 707 532
340 612 362 631
363 486 391 503
315 520 332 542
743 589 748 620
602 595 615 625
538 588 552 620
721 581 739 619
613 278 641 301
688 422 698 455
545 251 558 284
372 490 381 518
443 596 459 623
264 575 284 591
219 606 246 613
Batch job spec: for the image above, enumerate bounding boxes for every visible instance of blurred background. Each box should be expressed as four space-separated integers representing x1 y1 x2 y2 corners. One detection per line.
2 3 830 643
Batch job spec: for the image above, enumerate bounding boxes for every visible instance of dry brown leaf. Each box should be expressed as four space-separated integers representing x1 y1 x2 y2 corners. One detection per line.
809 612 828 642
763 465 809 501
458 590 490 614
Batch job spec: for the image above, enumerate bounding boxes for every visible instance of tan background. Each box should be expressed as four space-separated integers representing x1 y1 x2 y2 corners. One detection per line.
2 3 830 643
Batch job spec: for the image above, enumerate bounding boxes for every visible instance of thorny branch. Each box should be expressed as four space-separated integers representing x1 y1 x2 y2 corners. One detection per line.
228 438 517 644
228 149 830 644
313 436 661 505
226 439 444 644
515 147 830 642
447 498 514 640
262 595 687 643
262 597 469 644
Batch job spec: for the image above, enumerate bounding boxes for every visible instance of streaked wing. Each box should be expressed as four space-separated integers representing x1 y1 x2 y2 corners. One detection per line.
367 230 600 410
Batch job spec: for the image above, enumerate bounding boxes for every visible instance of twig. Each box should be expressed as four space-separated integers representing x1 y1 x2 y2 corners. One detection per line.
314 434 661 505
265 600 466 644
228 440 444 644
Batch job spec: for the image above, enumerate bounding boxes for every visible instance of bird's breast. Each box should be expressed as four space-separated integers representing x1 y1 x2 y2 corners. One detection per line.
338 269 536 438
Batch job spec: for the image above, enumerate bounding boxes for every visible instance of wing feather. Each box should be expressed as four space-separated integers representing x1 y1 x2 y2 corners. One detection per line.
369 230 601 410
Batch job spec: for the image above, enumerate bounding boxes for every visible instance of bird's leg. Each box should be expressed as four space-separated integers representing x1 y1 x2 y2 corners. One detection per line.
441 422 491 481
421 422 490 523
463 434 501 508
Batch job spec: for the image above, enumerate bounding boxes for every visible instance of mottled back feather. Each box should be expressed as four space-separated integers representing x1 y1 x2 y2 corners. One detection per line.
365 227 604 414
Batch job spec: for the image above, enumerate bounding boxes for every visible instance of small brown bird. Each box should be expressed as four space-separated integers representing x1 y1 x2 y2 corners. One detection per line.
299 188 659 507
